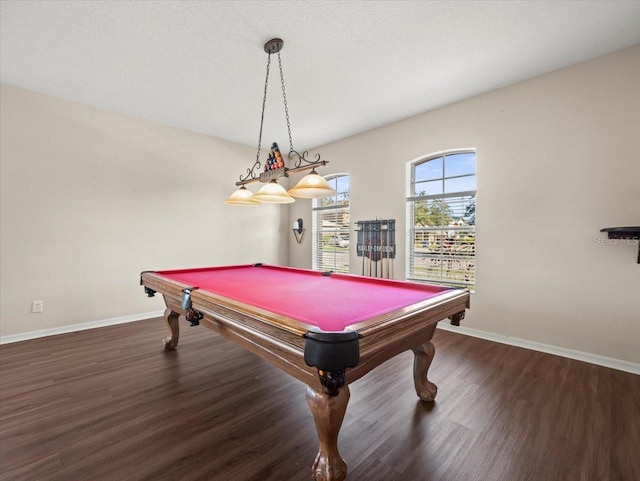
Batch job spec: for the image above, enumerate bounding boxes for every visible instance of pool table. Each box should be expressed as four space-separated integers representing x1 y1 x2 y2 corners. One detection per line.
140 264 469 481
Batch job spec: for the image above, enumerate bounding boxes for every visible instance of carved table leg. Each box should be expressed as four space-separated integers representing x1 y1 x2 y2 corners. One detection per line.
306 385 350 481
412 324 438 402
162 308 180 350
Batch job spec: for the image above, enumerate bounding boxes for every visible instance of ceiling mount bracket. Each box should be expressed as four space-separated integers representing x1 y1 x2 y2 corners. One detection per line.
264 38 284 54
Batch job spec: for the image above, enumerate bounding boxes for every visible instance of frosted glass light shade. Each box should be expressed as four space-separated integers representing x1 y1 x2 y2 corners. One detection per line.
224 186 260 206
252 180 295 204
288 171 337 199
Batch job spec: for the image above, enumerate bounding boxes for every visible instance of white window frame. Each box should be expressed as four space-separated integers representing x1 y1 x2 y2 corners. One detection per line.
312 174 350 273
406 149 476 289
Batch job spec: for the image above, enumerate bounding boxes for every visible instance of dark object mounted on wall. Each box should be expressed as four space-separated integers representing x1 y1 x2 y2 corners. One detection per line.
293 218 305 244
355 219 396 278
600 226 640 263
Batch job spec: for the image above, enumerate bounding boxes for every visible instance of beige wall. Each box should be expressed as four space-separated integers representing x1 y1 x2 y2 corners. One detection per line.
290 45 640 363
0 85 289 336
2 46 638 363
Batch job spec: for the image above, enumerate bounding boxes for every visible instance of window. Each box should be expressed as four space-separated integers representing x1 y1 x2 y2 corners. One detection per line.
407 151 476 288
313 174 350 273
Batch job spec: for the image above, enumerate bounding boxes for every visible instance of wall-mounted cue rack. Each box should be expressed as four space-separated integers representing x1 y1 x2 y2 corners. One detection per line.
356 219 396 278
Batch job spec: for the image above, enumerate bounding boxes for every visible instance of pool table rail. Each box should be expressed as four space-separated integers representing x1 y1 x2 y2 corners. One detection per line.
140 270 470 391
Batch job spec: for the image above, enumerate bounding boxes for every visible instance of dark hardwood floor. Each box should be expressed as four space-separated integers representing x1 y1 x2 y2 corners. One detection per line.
1 318 638 481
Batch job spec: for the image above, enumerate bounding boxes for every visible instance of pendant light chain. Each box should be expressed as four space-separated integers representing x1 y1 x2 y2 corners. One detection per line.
256 53 272 163
225 38 336 205
277 52 294 155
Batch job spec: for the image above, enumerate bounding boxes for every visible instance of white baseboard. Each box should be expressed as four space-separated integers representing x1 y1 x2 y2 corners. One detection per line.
0 310 164 345
2 312 638 375
437 323 640 375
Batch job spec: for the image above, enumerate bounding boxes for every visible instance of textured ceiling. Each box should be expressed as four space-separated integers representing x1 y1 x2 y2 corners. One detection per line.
1 1 640 151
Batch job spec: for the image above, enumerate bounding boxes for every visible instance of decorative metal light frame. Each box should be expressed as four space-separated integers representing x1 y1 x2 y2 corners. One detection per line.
225 38 336 206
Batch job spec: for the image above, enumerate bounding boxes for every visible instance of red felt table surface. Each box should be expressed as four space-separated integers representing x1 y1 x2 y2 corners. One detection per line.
156 264 451 332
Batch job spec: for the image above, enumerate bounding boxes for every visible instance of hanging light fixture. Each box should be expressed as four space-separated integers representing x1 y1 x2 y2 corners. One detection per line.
224 38 336 206
252 179 295 204
288 168 337 198
224 185 261 206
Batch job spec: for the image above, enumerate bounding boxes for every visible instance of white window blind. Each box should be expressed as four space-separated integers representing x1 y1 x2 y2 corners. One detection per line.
312 175 350 273
406 152 476 288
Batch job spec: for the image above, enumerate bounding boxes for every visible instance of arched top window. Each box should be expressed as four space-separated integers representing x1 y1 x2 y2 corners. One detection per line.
312 174 350 273
407 150 476 288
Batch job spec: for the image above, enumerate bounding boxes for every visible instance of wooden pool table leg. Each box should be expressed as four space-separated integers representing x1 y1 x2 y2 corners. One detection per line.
412 324 438 402
306 385 350 481
162 308 180 350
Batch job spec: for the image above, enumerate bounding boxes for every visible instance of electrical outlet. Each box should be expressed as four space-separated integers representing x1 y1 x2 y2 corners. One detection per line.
31 301 44 313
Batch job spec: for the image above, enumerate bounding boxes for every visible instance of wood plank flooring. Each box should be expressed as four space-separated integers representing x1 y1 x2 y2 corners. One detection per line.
1 318 638 481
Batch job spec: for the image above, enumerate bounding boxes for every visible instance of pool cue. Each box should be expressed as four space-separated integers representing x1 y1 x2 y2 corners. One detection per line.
367 224 371 277
381 223 388 278
383 223 387 278
380 234 385 278
362 224 369 275
386 223 390 278
379 224 384 278
368 238 372 277
377 226 381 277
360 224 365 276
371 223 375 277
372 230 375 278
373 228 378 278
